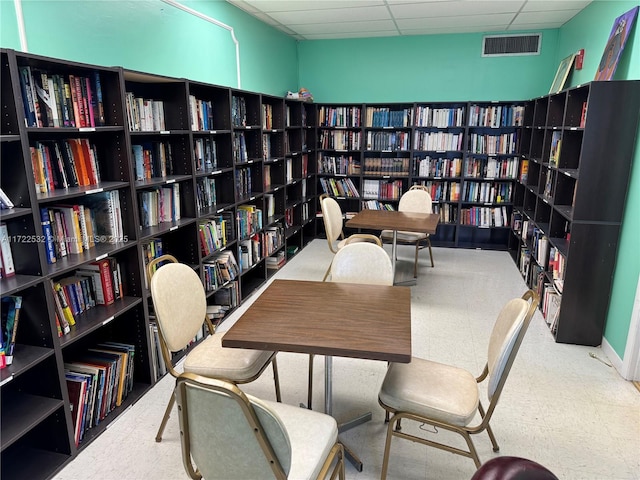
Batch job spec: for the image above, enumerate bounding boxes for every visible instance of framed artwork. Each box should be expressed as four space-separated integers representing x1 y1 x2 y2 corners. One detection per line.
594 6 639 81
549 53 576 94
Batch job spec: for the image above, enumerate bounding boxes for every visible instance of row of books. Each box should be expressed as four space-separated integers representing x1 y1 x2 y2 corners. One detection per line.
460 206 509 227
414 106 465 128
318 106 361 127
189 95 215 131
362 179 403 201
194 138 219 172
19 66 106 128
262 133 277 160
462 181 512 203
319 177 360 198
52 258 124 334
199 215 231 257
266 250 286 270
233 132 249 163
361 200 395 211
239 236 261 271
138 184 181 228
263 225 284 257
362 157 410 176
0 296 22 368
433 203 458 224
530 227 550 269
262 104 274 130
203 250 240 292
318 154 360 175
413 156 462 178
235 166 253 199
541 282 562 333
285 104 308 128
237 205 263 239
548 245 566 293
232 96 248 127
209 281 240 324
418 180 461 202
468 104 525 127
125 92 166 132
142 238 165 289
549 131 562 167
319 130 362 150
132 142 175 181
40 193 125 263
468 132 518 155
196 177 217 212
464 157 519 179
364 107 413 128
64 341 135 446
31 139 101 192
366 131 411 151
413 131 464 152
0 223 15 279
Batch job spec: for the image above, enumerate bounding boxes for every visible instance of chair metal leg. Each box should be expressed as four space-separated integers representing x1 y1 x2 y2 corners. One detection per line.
413 242 420 277
380 414 396 480
271 356 282 402
478 401 499 452
307 353 314 409
322 263 331 281
427 237 434 267
155 392 176 442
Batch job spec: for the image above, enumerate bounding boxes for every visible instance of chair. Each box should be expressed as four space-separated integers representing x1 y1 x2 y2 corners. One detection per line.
148 254 281 442
307 240 393 410
378 290 539 477
319 193 381 281
380 185 434 277
175 372 345 480
470 456 558 480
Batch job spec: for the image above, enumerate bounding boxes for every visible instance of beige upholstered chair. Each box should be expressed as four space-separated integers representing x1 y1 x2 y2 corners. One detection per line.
378 290 539 477
380 185 434 277
148 255 281 442
320 194 381 281
307 240 393 409
175 372 345 480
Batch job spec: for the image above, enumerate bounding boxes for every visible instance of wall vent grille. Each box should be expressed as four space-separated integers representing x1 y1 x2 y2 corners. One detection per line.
482 33 542 57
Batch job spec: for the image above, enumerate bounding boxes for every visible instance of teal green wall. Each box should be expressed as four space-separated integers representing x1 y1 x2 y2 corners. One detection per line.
0 0 298 95
298 31 558 103
557 1 640 359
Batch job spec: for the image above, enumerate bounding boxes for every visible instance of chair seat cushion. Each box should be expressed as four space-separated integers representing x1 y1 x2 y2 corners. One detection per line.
261 399 338 480
378 357 479 427
381 229 428 243
184 332 274 381
336 235 374 250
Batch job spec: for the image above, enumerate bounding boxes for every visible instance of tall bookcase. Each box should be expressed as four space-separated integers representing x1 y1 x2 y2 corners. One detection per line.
316 101 525 249
0 48 318 479
508 81 640 345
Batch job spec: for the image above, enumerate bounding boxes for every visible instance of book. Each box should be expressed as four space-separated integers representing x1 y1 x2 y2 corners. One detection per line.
65 373 89 446
0 223 15 277
52 279 76 327
549 131 562 167
1 296 22 365
85 259 115 305
0 188 15 209
40 207 57 264
51 279 72 334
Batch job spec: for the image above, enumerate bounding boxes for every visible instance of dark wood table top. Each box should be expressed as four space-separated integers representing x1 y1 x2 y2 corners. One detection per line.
222 279 412 363
346 209 439 234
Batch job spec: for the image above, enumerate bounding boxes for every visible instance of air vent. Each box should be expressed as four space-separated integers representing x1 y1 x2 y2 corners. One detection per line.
482 33 541 57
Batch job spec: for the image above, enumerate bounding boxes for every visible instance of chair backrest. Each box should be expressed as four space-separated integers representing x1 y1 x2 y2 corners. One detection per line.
320 194 345 251
150 261 207 353
330 242 393 286
399 186 433 214
486 290 538 401
175 372 291 480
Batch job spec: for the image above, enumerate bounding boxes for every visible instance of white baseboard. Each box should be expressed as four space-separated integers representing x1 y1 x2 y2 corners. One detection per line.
601 337 624 376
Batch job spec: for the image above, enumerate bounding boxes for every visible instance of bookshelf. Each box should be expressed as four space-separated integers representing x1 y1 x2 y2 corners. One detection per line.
0 48 319 480
316 101 525 249
509 81 640 345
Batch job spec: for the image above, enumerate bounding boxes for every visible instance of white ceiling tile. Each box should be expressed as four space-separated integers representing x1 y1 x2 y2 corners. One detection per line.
512 10 581 25
290 19 398 34
245 0 385 13
302 31 398 39
506 22 563 30
397 13 515 29
390 1 525 18
401 24 511 35
521 0 592 12
267 5 390 25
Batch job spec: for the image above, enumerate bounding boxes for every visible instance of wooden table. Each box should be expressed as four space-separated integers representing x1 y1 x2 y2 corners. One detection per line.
346 209 440 284
222 279 412 471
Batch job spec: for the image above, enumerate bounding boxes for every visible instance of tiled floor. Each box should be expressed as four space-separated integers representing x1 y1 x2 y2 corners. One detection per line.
53 240 640 480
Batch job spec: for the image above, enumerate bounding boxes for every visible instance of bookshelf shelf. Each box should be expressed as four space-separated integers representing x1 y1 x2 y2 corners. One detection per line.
508 81 640 345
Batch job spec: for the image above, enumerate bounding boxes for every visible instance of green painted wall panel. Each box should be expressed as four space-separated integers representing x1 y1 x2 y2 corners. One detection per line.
0 0 298 95
557 1 640 359
298 30 559 103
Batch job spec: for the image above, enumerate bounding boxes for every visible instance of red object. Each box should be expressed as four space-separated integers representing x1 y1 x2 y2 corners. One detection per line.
575 49 585 70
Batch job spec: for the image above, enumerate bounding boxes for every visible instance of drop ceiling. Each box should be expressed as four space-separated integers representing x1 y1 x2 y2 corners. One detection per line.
227 0 593 40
